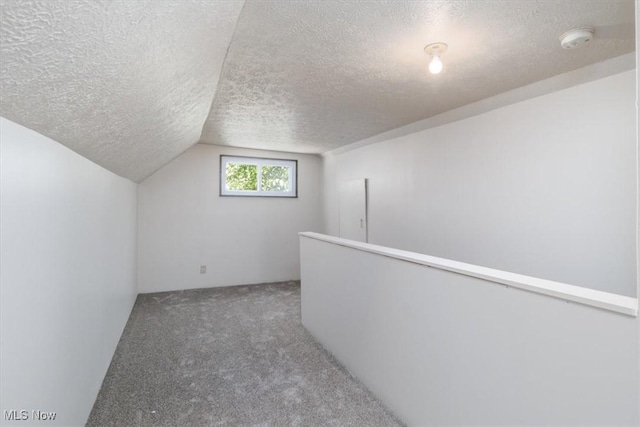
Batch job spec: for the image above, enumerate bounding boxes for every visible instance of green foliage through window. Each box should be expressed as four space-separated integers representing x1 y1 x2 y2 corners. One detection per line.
261 165 290 192
225 163 258 191
222 156 296 197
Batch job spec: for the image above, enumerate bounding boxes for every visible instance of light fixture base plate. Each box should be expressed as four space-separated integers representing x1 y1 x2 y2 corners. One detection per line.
424 42 448 55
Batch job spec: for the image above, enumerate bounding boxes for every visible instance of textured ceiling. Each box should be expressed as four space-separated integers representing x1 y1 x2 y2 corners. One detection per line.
0 1 635 181
1 0 244 182
201 0 635 154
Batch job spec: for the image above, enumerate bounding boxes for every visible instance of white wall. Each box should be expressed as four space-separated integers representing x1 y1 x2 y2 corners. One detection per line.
300 234 639 426
138 144 322 293
635 5 639 422
0 118 138 426
323 69 637 297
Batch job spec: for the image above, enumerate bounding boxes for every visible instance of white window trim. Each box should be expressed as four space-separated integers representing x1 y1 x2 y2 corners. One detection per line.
220 155 298 198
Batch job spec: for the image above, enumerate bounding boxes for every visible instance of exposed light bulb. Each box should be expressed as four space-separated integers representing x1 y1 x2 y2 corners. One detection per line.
424 42 447 75
429 55 443 74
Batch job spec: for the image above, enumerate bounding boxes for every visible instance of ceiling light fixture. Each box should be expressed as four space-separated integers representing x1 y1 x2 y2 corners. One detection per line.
424 42 448 75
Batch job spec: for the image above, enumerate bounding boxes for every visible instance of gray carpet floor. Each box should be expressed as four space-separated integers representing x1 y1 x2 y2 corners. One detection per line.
87 281 403 427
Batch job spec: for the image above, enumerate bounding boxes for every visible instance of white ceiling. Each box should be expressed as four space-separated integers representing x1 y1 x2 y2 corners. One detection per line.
1 1 636 181
201 0 635 154
0 0 244 182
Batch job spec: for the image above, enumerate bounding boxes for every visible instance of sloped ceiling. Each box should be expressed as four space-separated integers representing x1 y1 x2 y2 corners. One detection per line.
201 0 635 154
1 0 244 182
1 1 636 181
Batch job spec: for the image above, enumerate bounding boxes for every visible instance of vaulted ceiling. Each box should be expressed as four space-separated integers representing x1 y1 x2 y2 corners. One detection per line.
1 0 636 182
1 0 244 181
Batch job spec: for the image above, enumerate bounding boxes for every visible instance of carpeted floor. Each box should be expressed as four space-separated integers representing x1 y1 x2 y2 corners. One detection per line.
87 281 403 426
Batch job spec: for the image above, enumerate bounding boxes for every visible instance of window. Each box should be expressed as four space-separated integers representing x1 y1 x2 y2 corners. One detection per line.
220 155 297 198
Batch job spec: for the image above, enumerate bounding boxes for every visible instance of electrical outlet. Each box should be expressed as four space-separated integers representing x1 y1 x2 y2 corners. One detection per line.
200 265 206 274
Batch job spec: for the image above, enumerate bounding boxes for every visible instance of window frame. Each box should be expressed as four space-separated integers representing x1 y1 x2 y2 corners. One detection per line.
220 155 298 198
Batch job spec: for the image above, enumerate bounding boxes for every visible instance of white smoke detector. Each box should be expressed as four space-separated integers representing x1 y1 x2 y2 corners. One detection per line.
559 28 594 49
